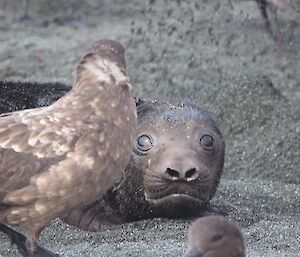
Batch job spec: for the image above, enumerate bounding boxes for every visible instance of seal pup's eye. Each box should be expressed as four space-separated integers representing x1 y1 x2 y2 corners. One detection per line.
136 134 153 153
200 134 214 151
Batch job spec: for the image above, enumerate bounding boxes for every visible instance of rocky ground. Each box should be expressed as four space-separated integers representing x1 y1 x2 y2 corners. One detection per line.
0 0 299 256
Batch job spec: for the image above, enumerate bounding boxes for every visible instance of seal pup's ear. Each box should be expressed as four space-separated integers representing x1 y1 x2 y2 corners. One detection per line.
135 97 146 107
183 215 245 257
74 39 129 89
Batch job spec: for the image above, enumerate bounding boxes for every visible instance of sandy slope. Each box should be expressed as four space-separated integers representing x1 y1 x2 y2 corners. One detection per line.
0 0 299 256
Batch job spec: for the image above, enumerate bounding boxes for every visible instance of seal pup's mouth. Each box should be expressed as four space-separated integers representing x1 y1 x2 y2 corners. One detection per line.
144 191 207 218
143 179 210 205
145 193 202 205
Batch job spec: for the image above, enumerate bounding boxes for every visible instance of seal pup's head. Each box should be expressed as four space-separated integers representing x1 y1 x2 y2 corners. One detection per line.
107 99 225 221
135 99 225 217
183 215 245 257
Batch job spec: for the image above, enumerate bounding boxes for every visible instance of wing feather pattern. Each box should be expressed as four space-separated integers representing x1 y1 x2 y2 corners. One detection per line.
0 40 135 231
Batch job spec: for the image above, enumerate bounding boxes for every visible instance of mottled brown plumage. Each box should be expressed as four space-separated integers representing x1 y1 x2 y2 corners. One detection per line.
0 39 137 256
183 215 245 257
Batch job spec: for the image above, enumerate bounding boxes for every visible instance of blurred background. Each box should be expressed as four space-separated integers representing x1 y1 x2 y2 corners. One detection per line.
0 0 299 104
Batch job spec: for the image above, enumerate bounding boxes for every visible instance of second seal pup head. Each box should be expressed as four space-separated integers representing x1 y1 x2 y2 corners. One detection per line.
183 215 245 257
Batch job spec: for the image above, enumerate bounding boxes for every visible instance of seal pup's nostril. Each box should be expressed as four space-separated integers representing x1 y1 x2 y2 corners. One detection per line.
165 167 199 181
165 167 180 180
185 168 199 181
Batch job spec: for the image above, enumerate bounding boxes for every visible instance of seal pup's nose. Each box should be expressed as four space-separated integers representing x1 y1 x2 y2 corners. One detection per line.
183 215 245 257
165 167 200 181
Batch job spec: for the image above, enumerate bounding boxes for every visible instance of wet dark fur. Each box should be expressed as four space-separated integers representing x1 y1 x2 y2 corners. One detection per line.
0 81 70 114
0 81 225 231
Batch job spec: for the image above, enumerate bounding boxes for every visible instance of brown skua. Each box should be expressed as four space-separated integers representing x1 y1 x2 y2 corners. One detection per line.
0 39 137 256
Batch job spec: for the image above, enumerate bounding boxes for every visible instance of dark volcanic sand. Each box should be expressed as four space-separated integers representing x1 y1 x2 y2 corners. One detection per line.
0 0 299 256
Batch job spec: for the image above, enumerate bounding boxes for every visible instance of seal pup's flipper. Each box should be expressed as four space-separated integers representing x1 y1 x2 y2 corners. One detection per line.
0 224 59 257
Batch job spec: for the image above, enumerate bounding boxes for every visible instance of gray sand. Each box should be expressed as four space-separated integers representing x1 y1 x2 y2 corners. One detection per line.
0 0 299 256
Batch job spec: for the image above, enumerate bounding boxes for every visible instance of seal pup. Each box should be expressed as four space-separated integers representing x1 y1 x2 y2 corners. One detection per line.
62 99 225 230
0 85 225 229
0 39 137 256
183 215 245 257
